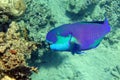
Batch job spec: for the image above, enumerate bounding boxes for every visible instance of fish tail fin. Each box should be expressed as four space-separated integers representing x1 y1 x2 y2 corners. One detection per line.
104 13 109 25
104 18 111 32
104 18 109 25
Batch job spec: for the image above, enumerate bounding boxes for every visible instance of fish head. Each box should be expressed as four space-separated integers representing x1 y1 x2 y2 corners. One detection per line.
47 32 81 54
49 34 71 51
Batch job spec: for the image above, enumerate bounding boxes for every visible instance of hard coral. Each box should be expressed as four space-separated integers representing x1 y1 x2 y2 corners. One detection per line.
0 15 9 23
1 75 15 80
0 0 26 23
0 21 37 79
0 0 26 17
0 52 25 70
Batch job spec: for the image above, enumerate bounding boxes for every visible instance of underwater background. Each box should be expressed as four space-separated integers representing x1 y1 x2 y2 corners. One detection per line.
0 0 120 80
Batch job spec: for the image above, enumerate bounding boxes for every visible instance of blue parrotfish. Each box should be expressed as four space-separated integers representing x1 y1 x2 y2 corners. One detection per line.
46 18 111 54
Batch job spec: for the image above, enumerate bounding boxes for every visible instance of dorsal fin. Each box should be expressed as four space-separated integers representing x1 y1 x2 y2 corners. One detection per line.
81 21 104 24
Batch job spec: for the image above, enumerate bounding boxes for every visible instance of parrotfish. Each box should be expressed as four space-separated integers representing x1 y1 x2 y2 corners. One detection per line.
46 18 111 54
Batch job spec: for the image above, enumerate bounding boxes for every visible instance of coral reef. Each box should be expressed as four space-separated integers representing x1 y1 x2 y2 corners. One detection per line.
103 28 120 50
0 0 26 23
66 0 99 20
0 66 38 80
16 0 56 42
0 0 26 17
0 21 37 79
2 66 33 80
1 75 15 80
99 0 120 48
22 0 55 27
0 52 26 71
0 21 37 56
0 15 9 23
99 0 120 28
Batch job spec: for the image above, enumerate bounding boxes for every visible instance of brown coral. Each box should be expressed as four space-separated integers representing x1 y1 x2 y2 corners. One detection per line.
0 52 25 70
0 21 37 79
0 66 36 80
0 21 36 56
3 66 33 80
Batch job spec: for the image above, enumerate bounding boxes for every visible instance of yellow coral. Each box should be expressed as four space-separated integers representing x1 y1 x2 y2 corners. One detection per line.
0 0 26 17
1 75 15 80
0 21 37 71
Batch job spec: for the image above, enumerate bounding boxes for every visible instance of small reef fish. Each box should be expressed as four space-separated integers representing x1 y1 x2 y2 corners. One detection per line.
46 18 111 55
